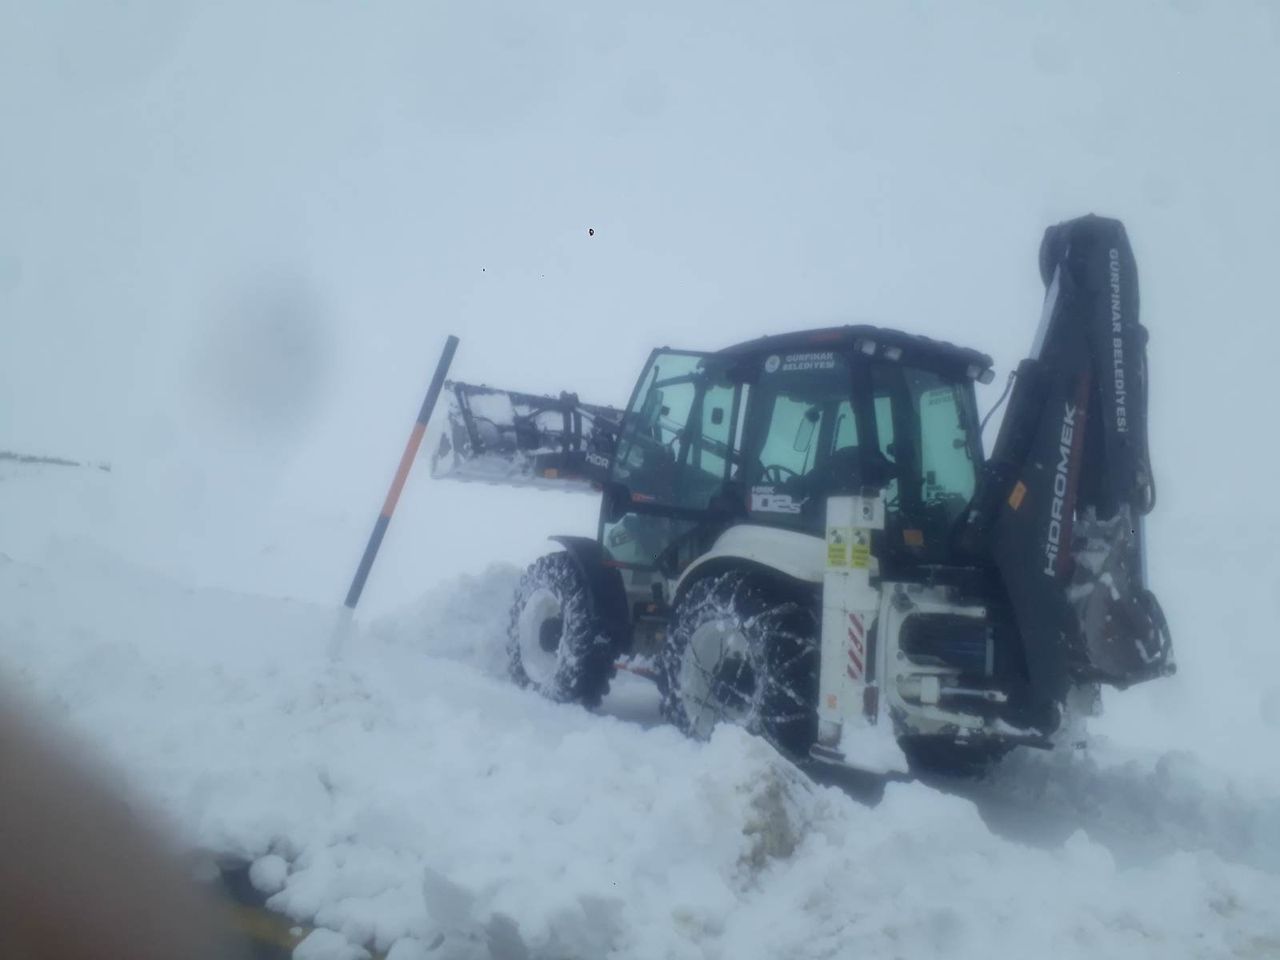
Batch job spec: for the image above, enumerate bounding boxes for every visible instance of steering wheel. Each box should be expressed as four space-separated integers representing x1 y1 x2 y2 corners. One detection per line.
762 464 799 485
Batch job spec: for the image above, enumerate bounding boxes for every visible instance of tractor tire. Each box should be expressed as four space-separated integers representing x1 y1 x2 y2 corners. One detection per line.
507 552 617 707
660 570 819 758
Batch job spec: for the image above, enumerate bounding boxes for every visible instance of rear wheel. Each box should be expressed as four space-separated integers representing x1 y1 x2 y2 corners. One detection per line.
660 571 819 757
507 552 616 707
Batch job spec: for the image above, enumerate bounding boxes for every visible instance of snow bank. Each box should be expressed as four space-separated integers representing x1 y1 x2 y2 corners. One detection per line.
3 541 1280 959
368 565 522 680
967 743 1280 877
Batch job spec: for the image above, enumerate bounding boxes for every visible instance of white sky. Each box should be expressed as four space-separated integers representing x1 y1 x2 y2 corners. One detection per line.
2 0 1278 615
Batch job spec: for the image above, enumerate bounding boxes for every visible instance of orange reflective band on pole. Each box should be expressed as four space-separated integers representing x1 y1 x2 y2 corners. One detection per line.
344 335 460 610
380 422 428 519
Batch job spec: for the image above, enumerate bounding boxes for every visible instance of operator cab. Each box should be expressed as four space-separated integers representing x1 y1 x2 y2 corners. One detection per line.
599 326 994 581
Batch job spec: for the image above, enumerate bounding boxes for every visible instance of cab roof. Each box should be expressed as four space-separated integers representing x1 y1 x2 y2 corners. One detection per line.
716 325 995 382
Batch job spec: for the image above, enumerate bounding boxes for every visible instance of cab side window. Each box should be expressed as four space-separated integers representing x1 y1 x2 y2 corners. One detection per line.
756 395 819 479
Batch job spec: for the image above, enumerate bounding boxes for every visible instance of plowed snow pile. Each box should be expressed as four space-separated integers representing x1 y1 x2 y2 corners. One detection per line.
2 470 1279 959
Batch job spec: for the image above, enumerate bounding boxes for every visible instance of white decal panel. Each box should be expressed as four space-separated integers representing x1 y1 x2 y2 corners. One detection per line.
762 351 837 374
751 486 802 514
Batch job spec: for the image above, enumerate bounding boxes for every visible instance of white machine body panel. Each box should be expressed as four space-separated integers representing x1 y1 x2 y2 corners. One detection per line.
674 524 824 595
814 496 906 773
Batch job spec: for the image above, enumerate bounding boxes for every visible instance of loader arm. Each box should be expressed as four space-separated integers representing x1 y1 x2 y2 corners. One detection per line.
430 381 623 492
964 214 1174 713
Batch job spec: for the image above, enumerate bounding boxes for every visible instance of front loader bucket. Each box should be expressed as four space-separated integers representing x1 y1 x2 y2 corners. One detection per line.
430 381 622 493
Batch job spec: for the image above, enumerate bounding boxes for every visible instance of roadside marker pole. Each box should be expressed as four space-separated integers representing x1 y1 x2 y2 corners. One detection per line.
343 334 460 611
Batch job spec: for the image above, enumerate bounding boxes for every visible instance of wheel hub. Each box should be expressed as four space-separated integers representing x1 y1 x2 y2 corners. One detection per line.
680 618 756 738
709 655 755 712
538 616 564 653
517 588 563 685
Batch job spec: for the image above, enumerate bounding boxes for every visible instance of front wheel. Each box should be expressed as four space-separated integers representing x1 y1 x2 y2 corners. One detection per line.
507 552 617 707
660 571 819 758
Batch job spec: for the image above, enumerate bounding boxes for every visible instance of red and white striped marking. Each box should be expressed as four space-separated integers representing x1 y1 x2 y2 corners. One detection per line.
846 612 866 681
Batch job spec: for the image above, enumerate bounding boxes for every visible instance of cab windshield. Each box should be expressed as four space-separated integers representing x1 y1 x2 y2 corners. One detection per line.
602 351 739 568
608 351 738 511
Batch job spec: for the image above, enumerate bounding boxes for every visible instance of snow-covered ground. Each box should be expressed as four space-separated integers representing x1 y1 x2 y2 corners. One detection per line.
2 461 1279 959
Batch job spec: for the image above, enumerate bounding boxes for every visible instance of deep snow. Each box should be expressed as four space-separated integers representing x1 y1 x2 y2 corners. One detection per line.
2 463 1279 959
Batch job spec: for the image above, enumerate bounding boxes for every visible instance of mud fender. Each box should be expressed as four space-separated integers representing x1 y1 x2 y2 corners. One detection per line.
673 525 824 601
548 536 632 652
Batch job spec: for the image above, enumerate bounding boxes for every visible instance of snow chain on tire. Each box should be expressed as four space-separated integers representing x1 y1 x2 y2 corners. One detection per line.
507 552 617 707
660 570 819 758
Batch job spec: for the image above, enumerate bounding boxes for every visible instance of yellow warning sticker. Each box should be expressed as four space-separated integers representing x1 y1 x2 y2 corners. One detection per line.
826 527 849 567
850 528 871 569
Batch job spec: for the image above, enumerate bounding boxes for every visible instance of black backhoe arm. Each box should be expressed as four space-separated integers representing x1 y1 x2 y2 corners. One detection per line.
965 215 1174 715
